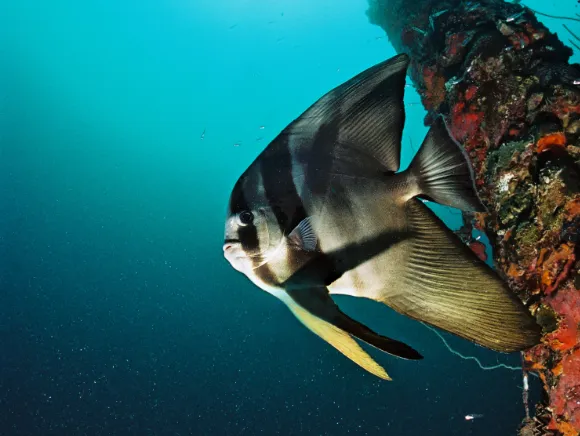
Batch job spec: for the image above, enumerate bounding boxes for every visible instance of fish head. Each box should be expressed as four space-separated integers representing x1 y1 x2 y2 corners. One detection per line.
223 171 285 275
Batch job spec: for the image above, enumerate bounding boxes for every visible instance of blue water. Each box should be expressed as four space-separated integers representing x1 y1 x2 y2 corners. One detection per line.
2 0 578 434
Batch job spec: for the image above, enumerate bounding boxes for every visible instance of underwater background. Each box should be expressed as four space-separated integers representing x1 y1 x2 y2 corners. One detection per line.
2 0 579 434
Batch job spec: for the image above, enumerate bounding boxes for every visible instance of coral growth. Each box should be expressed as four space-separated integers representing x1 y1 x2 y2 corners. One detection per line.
368 0 580 434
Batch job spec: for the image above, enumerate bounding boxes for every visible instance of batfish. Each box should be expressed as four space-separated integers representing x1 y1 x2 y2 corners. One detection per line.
222 53 541 380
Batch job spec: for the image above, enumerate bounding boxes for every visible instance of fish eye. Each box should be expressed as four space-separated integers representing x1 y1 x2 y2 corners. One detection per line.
237 210 254 226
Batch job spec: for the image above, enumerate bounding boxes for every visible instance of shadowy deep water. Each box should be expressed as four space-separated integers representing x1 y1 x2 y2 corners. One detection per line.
2 0 578 435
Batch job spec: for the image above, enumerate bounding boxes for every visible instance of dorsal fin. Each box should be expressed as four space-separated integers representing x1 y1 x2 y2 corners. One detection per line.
270 54 410 178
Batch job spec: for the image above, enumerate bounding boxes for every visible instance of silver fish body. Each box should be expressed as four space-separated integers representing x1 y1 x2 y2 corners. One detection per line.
223 53 541 380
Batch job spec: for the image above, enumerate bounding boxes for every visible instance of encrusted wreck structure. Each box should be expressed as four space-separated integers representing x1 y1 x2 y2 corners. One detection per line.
366 0 580 434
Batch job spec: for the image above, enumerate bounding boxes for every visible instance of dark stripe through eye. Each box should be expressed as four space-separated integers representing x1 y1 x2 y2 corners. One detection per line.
239 225 259 252
229 181 260 253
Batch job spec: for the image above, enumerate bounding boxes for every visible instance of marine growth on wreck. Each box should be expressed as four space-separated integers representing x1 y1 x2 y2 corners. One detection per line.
368 0 580 434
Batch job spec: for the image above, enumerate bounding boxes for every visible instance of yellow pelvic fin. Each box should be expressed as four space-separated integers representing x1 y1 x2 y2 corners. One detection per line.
285 299 391 380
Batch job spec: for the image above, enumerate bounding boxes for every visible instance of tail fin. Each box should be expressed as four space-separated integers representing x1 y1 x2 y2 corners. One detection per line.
408 117 486 212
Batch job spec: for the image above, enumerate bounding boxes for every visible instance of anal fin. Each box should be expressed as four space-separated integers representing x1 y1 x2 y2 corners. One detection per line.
382 200 541 352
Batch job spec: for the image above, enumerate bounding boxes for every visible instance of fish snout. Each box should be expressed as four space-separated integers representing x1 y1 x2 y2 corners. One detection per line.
223 241 243 261
223 241 247 272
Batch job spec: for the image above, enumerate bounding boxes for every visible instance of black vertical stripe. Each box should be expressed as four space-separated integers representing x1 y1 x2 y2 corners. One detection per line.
304 117 340 199
254 120 342 287
259 130 307 234
247 129 308 285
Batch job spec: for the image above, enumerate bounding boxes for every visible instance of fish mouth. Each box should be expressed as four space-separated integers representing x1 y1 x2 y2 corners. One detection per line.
223 245 247 273
223 241 268 271
223 240 262 259
223 241 244 260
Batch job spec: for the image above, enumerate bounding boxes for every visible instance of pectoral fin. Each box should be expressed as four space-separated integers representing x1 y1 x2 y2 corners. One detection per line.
287 217 318 251
281 287 422 380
